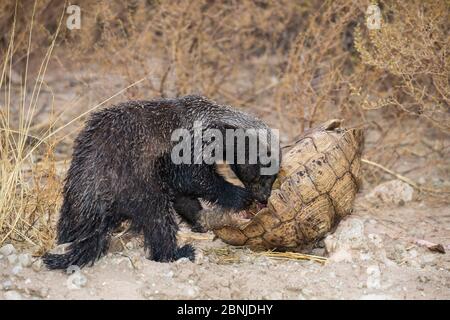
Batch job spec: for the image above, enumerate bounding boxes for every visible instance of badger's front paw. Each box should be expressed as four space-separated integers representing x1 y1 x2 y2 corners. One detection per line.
175 244 195 261
197 208 252 231
222 185 252 211
228 210 252 230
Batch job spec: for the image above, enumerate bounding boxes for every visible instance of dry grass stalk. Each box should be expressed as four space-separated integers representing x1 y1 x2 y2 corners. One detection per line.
257 250 327 264
0 1 64 252
203 247 242 265
362 158 450 194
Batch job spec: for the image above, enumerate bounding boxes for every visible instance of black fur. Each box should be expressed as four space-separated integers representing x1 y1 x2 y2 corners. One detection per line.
173 195 206 233
43 95 279 269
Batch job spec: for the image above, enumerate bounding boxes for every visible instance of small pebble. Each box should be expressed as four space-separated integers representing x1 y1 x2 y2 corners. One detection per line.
7 254 18 265
175 257 191 264
11 265 23 275
39 287 49 298
66 272 87 290
32 259 43 272
409 249 418 259
366 265 381 289
0 244 16 256
4 290 22 300
1 280 13 290
184 286 199 298
18 253 32 268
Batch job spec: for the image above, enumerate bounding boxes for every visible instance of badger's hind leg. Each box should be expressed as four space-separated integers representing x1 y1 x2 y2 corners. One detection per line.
173 195 207 233
43 203 122 270
129 193 195 262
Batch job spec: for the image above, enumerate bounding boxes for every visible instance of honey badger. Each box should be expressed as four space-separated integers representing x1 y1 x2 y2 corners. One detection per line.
43 95 280 269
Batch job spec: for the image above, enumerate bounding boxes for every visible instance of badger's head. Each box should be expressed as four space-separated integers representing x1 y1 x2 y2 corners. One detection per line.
227 127 281 204
230 163 278 204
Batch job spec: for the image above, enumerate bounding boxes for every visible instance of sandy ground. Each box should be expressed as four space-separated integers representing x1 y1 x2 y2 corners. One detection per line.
1 61 449 300
1 186 449 300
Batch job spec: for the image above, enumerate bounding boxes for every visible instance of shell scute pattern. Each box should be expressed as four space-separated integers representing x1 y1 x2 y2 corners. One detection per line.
214 120 364 251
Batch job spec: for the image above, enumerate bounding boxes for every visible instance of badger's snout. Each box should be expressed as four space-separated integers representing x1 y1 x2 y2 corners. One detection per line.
249 186 271 205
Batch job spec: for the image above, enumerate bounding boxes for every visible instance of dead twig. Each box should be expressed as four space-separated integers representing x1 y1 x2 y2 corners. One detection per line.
361 158 450 194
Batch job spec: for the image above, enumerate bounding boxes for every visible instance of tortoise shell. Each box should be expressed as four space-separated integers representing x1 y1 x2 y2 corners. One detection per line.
214 119 364 251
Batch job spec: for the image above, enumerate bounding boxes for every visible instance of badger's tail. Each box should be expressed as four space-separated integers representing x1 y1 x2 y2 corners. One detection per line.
43 233 110 270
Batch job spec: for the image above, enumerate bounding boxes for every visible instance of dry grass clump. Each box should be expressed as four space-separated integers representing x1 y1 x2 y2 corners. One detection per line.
0 0 449 251
0 1 63 252
354 0 450 132
351 1 449 189
204 247 327 264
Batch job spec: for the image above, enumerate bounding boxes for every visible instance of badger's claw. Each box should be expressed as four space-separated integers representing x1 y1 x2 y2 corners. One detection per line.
228 211 252 230
197 208 253 231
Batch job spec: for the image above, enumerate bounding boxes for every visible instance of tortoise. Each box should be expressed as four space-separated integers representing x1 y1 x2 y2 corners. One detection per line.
208 119 364 251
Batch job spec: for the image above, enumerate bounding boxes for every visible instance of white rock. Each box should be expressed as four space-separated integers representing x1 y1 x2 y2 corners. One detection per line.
328 247 353 263
365 179 414 205
66 272 87 290
366 265 381 289
339 219 365 244
32 259 43 272
409 249 418 259
175 257 191 264
0 244 16 256
7 254 18 265
11 265 23 275
4 290 22 300
184 286 199 298
325 218 365 254
1 280 13 290
39 288 49 298
18 253 32 267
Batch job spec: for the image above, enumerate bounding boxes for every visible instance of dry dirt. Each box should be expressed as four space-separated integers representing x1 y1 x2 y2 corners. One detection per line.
1 61 449 301
1 187 449 300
